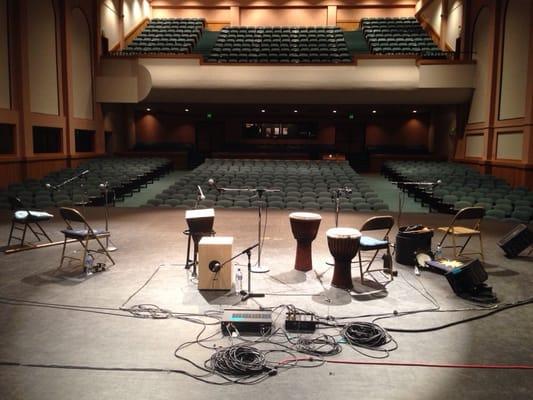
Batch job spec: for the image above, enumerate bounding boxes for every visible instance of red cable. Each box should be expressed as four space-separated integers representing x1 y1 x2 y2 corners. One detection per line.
279 357 533 370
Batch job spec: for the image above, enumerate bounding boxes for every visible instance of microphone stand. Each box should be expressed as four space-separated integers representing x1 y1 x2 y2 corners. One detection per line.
100 182 117 252
214 184 280 274
207 243 262 300
326 187 351 266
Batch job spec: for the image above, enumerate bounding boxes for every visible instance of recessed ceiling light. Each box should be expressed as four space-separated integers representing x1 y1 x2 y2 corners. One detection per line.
293 109 298 113
372 110 377 114
261 109 266 113
412 109 417 114
185 108 190 112
145 107 151 112
332 110 337 114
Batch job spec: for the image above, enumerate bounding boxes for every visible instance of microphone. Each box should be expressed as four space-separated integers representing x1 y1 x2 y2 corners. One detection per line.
209 260 221 273
208 178 222 192
78 170 90 178
197 185 205 200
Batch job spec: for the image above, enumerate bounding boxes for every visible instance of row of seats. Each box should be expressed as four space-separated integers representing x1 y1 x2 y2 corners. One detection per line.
145 159 389 211
383 161 533 223
0 158 171 209
111 18 205 56
361 17 446 59
207 26 352 63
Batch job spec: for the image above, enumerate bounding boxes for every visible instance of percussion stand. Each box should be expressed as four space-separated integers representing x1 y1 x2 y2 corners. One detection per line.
184 189 203 273
326 188 348 266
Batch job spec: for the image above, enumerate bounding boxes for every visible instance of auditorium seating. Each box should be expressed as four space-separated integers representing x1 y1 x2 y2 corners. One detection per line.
206 26 352 63
145 159 388 211
0 158 171 209
111 18 205 56
361 17 447 59
383 161 533 223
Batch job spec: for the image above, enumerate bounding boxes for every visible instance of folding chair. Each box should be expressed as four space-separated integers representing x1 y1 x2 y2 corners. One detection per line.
357 216 395 284
437 206 485 260
58 207 115 272
7 196 53 247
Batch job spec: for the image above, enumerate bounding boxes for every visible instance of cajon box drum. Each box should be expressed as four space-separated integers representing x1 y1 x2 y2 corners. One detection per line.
198 236 233 290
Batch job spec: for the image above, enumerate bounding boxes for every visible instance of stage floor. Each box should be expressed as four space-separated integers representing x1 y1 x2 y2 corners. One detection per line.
0 208 532 399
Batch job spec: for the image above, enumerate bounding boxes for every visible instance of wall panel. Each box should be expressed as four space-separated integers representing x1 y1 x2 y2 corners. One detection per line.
445 0 463 50
101 0 121 49
123 0 151 33
0 0 9 110
419 0 442 34
465 134 484 158
27 0 59 115
71 8 93 120
467 7 490 124
499 0 530 120
496 131 523 160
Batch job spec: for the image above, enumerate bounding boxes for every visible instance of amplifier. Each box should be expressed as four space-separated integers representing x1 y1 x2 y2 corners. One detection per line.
497 224 533 258
221 308 272 336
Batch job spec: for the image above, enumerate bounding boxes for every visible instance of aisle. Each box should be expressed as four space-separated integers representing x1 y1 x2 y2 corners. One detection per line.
360 173 428 213
116 170 188 207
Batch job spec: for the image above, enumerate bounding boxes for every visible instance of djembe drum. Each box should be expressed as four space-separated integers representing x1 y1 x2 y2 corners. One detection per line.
289 212 322 271
326 227 362 290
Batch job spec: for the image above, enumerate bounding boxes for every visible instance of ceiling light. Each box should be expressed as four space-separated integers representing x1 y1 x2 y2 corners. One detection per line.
145 107 151 112
412 109 417 114
372 110 377 114
332 110 337 114
293 110 298 113
261 109 266 113
185 108 190 112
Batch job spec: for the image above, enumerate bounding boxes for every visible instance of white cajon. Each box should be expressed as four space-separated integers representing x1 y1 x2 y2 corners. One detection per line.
198 236 233 290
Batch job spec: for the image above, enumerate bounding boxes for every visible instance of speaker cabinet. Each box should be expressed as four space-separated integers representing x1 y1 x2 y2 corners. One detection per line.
497 224 533 258
198 236 233 290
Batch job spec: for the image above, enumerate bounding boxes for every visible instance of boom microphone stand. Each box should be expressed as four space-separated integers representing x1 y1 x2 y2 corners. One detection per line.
207 243 262 300
208 179 280 274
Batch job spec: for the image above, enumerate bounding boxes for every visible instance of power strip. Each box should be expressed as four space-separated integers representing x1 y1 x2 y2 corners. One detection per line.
285 311 317 333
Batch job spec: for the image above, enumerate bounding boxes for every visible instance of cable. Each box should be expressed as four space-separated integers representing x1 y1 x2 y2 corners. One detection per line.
380 297 533 333
341 321 398 358
208 345 269 376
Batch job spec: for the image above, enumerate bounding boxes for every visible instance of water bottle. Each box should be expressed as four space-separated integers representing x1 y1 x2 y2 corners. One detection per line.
235 268 243 293
84 253 94 275
434 245 442 260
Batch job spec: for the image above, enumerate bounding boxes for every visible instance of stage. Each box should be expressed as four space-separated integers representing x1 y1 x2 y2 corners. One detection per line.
0 207 532 399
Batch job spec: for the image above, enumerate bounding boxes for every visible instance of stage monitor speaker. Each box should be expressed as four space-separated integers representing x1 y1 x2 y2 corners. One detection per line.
198 236 233 290
497 224 533 258
444 258 488 295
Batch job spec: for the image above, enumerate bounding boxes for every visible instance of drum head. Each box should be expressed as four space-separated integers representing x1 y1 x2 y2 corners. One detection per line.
289 212 322 221
327 227 361 239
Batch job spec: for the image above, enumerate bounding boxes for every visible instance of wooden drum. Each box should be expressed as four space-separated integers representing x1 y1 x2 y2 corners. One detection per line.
326 227 362 290
289 212 322 271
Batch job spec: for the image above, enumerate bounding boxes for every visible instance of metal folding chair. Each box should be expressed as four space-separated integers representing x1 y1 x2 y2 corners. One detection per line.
437 206 485 260
357 215 395 283
7 196 53 247
58 207 115 271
